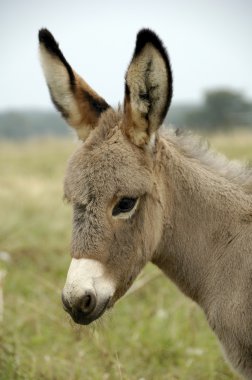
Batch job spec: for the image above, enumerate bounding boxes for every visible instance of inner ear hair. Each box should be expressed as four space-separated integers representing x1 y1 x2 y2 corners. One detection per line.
123 29 173 147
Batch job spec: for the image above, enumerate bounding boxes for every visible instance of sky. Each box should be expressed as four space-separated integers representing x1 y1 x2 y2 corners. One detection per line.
0 0 252 111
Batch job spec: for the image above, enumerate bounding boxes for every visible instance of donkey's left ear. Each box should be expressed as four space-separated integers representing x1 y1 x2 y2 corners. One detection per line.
39 28 110 141
123 29 173 147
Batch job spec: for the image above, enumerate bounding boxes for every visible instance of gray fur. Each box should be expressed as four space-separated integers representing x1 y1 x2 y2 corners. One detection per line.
39 28 252 379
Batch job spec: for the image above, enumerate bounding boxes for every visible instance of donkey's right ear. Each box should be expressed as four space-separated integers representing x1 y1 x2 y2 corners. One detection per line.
38 29 110 140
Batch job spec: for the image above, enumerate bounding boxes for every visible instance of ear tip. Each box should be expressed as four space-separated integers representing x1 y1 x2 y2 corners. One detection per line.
134 28 173 96
38 28 59 51
136 28 160 41
135 28 168 59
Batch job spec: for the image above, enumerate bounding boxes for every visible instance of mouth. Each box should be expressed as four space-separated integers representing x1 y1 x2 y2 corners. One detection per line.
66 297 111 325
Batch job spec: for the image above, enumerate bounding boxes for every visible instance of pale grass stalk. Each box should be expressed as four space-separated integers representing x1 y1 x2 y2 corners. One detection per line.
114 351 124 380
0 269 6 322
123 272 161 298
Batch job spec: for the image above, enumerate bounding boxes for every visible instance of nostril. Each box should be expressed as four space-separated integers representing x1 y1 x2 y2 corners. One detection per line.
62 290 97 318
80 291 96 315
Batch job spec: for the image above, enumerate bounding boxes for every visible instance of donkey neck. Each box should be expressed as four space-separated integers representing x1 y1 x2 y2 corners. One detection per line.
153 136 252 306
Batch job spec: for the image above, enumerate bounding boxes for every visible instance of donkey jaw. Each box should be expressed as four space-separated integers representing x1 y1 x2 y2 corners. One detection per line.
62 258 116 325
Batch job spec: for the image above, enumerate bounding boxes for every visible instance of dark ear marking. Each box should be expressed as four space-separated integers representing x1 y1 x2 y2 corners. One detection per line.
82 90 110 116
38 28 75 88
139 92 150 102
134 29 168 59
125 83 130 97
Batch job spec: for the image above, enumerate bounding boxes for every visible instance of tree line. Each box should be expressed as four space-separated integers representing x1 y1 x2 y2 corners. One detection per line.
168 89 252 131
0 89 252 140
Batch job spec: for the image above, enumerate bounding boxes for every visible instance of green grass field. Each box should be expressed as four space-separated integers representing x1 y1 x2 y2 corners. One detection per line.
1 131 252 380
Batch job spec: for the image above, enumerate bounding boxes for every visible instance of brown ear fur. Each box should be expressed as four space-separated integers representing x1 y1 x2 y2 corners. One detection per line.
39 29 110 140
123 29 173 147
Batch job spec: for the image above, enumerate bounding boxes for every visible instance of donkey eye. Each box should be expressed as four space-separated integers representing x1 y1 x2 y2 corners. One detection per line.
112 197 138 216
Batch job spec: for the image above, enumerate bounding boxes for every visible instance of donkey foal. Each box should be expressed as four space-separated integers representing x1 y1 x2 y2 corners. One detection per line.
39 28 252 378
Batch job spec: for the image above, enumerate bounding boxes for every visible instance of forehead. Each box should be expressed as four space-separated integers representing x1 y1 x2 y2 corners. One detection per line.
64 119 153 203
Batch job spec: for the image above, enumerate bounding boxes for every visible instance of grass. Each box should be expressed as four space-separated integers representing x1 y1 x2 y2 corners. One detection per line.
0 131 252 380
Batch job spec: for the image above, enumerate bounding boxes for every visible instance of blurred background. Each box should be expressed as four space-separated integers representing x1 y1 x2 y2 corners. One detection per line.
0 1 251 379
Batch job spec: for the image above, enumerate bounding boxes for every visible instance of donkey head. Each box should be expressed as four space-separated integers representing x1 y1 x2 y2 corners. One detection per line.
39 28 173 324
